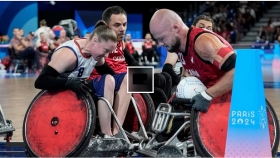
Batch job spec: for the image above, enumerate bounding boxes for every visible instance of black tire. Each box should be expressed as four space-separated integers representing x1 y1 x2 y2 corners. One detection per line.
149 87 168 110
139 93 156 131
266 99 280 157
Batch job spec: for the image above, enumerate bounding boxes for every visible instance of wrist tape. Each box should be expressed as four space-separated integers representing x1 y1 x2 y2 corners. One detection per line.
200 91 213 101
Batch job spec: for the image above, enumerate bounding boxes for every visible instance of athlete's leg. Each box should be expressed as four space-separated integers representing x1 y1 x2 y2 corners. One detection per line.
112 73 131 135
92 74 115 136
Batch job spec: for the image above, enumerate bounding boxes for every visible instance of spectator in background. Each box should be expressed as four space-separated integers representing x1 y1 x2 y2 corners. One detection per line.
257 26 266 43
10 30 41 73
206 1 269 44
229 26 237 44
141 32 158 63
271 17 280 28
35 19 55 44
36 32 56 68
8 28 19 49
220 26 230 41
249 5 256 24
276 34 280 43
266 20 275 42
19 29 24 38
0 31 9 44
124 33 140 62
273 26 280 42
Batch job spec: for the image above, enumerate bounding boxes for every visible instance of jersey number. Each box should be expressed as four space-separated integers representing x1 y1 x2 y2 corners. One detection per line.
77 67 85 77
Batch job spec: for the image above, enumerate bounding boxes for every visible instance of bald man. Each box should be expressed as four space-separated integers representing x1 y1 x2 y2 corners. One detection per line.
161 14 215 88
150 9 236 113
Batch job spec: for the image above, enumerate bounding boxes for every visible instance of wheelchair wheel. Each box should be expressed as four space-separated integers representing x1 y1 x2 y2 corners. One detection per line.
23 90 96 157
123 93 155 132
190 92 279 157
149 87 168 110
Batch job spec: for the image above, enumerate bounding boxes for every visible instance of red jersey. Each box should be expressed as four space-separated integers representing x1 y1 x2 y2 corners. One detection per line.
125 41 134 54
177 27 234 88
38 41 49 53
90 41 127 79
143 41 153 49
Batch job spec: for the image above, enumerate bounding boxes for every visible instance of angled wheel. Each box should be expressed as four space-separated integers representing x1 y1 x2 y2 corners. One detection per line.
190 92 279 157
23 90 96 157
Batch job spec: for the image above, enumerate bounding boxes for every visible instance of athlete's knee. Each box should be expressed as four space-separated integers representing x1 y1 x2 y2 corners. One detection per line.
104 75 115 91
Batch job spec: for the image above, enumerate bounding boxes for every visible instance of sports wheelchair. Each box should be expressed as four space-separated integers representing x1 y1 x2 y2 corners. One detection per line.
23 87 279 157
22 89 155 157
142 88 279 157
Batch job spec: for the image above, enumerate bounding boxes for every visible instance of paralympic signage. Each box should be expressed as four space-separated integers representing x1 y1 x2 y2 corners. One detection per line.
225 49 271 157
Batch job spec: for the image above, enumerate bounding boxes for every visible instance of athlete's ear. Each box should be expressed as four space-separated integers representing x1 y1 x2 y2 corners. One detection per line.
173 24 180 33
92 37 98 43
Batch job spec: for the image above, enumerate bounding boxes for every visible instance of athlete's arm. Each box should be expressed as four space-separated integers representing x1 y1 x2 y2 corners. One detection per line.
122 41 139 66
12 41 23 52
164 52 178 66
34 47 77 90
19 38 29 48
164 52 190 78
194 33 235 98
162 52 181 85
123 48 140 66
95 57 115 75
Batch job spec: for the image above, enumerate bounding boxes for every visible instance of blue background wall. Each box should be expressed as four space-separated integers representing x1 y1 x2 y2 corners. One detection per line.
0 1 38 41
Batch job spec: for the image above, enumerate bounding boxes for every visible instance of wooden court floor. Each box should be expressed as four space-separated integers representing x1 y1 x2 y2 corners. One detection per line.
0 65 279 151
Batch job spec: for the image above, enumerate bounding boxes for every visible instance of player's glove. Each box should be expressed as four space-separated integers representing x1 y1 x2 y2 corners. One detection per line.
190 91 213 113
65 78 92 100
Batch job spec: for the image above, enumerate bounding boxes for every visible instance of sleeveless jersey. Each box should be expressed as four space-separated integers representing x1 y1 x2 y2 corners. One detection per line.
176 27 234 88
125 41 134 54
53 39 97 78
90 41 127 79
143 41 153 49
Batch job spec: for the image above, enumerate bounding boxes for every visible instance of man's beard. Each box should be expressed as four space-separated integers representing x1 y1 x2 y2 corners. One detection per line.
118 34 124 42
167 36 181 52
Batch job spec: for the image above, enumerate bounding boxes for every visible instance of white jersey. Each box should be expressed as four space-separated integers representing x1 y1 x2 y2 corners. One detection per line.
34 26 54 44
53 39 97 78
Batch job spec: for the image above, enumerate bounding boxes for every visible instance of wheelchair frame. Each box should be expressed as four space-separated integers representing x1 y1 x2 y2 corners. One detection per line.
23 88 279 157
135 92 279 157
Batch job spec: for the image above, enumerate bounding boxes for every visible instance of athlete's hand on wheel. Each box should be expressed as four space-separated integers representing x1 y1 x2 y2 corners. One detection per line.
65 78 92 100
190 91 213 113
